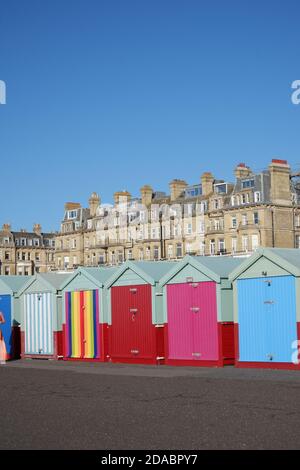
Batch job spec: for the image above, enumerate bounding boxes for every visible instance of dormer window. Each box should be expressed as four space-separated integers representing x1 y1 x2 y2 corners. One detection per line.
67 210 78 219
241 179 255 189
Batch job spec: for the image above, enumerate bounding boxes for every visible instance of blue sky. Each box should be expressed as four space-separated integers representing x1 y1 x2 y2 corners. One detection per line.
1 0 300 232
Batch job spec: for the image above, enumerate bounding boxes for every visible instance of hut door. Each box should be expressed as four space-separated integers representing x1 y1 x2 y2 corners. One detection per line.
192 282 218 361
24 293 53 355
167 283 194 360
238 276 297 363
110 284 154 361
263 276 296 363
0 294 12 358
66 290 99 359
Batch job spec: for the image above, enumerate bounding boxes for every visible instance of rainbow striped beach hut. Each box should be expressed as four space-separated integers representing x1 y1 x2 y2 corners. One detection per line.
61 266 117 361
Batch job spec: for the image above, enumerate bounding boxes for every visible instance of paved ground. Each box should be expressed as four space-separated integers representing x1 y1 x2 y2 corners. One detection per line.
1 359 300 450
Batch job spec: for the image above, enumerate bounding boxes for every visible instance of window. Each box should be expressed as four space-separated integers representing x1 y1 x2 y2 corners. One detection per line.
218 239 225 254
231 196 235 206
176 243 182 258
231 217 237 228
139 249 144 260
5 267 10 275
186 243 192 253
64 256 69 268
242 179 255 189
167 245 173 258
253 212 259 224
252 234 259 250
72 239 77 249
5 251 10 260
209 240 215 255
186 223 192 235
242 235 248 252
67 210 78 219
297 236 300 249
213 199 219 210
21 238 26 246
99 254 105 264
73 256 77 265
33 239 39 247
110 252 116 264
242 214 247 226
199 240 205 255
231 238 237 253
118 251 123 263
154 246 159 260
295 215 300 228
185 184 202 198
214 183 227 194
241 194 247 204
127 250 133 260
87 219 93 230
200 201 207 212
254 191 261 203
198 220 205 233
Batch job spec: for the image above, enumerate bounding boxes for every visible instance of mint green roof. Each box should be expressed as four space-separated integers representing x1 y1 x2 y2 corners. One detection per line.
38 273 73 290
129 261 176 281
60 266 119 290
229 248 300 281
192 256 244 277
79 267 118 284
159 255 245 286
0 275 31 294
106 260 177 287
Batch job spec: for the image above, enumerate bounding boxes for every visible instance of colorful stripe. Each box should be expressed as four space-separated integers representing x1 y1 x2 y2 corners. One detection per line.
66 290 99 359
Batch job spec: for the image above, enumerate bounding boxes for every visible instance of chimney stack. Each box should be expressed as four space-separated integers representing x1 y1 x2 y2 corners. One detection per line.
269 158 291 205
64 202 81 211
89 192 100 217
2 223 11 232
169 179 187 201
140 185 153 207
234 163 252 179
114 191 131 206
33 224 42 235
201 172 214 196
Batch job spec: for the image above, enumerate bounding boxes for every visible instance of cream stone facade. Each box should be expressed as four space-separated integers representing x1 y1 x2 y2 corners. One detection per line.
53 159 300 270
0 224 56 275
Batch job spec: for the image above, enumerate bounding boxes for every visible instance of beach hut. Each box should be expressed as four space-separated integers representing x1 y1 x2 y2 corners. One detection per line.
0 276 30 360
159 255 244 367
229 248 300 369
105 261 175 364
60 266 117 361
17 273 71 359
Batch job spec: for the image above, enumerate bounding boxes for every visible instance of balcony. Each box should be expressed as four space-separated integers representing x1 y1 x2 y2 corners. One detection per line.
206 227 224 235
238 222 260 230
